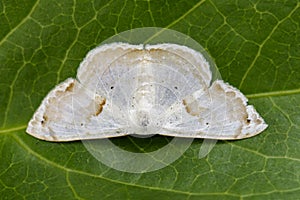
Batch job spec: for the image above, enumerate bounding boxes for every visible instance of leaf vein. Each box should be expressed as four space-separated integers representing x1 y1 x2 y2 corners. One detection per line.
0 0 40 47
239 3 300 89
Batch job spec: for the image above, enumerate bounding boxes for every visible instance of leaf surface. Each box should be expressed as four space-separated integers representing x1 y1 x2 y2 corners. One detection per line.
0 0 299 199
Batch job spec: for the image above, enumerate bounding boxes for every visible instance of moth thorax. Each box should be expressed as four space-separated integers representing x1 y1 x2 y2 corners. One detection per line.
129 85 158 135
129 109 161 136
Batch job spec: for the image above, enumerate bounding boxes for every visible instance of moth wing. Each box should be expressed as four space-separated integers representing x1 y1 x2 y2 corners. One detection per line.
145 43 212 86
76 43 144 95
26 78 129 141
160 80 268 139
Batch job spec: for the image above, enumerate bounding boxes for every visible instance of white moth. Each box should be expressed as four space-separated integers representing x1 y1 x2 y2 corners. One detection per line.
26 43 268 141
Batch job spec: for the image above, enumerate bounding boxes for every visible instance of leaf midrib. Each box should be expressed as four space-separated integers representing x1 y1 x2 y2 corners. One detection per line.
246 88 300 99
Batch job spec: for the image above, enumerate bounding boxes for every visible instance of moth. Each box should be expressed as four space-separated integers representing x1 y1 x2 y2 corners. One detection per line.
26 43 268 141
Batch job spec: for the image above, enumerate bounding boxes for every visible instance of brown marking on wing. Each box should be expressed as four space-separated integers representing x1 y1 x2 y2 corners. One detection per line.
94 98 106 116
182 99 190 112
65 82 75 92
182 99 201 116
226 91 236 98
256 118 262 124
182 99 187 105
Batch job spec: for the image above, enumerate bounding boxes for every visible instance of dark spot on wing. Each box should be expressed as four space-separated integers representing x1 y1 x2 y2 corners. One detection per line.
41 115 48 125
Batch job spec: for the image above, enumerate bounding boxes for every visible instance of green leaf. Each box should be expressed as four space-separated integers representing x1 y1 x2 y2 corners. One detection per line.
1 0 299 199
